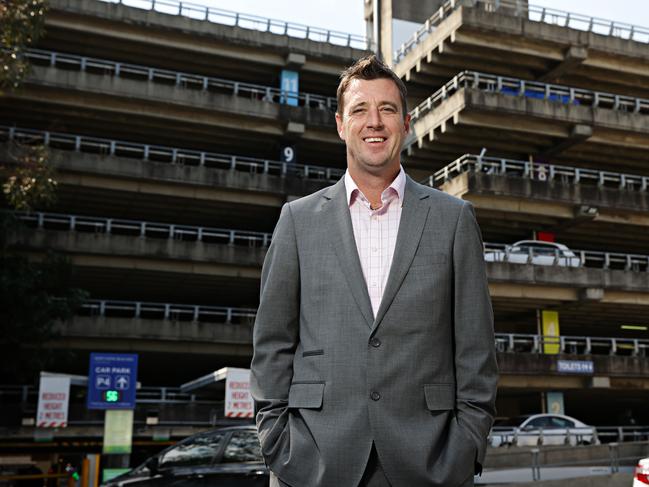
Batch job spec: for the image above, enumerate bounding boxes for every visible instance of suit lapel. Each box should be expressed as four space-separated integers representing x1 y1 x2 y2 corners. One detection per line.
323 179 375 329
372 176 430 331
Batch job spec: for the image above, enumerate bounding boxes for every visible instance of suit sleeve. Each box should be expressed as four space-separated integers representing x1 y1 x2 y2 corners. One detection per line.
452 201 499 473
250 203 300 469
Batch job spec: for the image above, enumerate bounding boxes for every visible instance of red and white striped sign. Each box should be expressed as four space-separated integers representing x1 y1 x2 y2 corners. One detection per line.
224 368 253 418
36 376 70 428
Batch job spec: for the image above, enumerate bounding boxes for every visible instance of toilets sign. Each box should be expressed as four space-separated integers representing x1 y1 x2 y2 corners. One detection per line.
87 353 138 410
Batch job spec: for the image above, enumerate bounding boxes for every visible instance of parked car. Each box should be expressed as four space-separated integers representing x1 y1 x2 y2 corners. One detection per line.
102 425 268 487
484 240 581 267
489 414 598 447
634 457 649 486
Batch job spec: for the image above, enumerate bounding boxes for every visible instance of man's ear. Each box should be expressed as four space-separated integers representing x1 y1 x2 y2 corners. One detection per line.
403 113 411 135
335 112 345 141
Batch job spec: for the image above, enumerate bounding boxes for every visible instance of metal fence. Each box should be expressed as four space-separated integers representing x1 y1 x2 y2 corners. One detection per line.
409 71 649 123
81 299 257 324
17 211 272 248
483 242 649 272
0 126 344 182
0 384 214 404
495 332 649 357
426 153 649 192
15 211 649 271
100 0 372 50
395 0 649 62
24 48 337 111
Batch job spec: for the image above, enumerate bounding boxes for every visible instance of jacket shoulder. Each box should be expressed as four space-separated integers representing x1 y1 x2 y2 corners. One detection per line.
411 179 468 210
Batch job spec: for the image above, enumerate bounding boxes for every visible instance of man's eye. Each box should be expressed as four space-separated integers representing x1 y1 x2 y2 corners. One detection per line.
381 106 397 113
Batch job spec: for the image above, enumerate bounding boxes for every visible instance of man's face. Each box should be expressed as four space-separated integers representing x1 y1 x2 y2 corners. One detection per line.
335 77 410 177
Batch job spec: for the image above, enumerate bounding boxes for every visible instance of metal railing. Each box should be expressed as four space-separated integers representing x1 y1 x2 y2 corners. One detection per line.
409 71 649 123
489 427 599 447
489 429 649 448
17 211 272 248
0 384 214 404
0 126 345 182
100 0 372 50
426 153 649 192
14 211 649 271
81 299 257 324
24 48 337 111
394 0 649 62
77 301 649 359
483 242 649 272
495 332 649 357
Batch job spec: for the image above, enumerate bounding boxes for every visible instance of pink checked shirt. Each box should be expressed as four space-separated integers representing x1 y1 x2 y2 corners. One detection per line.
345 167 406 318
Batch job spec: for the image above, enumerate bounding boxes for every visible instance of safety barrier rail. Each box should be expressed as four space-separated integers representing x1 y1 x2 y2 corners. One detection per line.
23 48 337 110
0 384 216 404
409 71 649 123
13 211 649 271
100 0 372 50
426 153 649 192
395 0 649 62
0 126 344 182
495 332 649 357
483 242 649 272
80 299 257 324
77 300 649 358
16 211 272 248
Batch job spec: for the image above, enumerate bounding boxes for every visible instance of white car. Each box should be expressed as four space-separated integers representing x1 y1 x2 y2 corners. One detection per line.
634 457 649 486
484 240 582 267
489 414 598 447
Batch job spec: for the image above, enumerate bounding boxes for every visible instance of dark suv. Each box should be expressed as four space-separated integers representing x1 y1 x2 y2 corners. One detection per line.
102 425 268 487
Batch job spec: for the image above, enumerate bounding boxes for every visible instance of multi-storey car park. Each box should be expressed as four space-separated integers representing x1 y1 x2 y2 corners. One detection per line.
2 0 649 467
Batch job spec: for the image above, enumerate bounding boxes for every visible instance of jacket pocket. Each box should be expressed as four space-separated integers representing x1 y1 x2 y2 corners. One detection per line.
288 382 325 409
424 383 456 411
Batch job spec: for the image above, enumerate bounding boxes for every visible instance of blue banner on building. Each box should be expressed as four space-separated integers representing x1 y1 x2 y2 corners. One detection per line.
280 70 299 106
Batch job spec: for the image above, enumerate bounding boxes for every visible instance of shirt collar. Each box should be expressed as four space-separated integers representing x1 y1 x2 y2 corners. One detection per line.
344 166 406 207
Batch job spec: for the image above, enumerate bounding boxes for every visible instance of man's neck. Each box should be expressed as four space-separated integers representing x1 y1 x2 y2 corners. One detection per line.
348 166 400 209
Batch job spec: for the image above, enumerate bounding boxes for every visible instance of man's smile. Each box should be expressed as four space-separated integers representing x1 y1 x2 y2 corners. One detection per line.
363 136 387 144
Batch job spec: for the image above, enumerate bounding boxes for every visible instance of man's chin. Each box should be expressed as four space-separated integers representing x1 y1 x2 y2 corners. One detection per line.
356 159 399 176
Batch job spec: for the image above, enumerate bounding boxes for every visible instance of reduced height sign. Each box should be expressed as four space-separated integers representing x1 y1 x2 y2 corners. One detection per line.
87 353 138 410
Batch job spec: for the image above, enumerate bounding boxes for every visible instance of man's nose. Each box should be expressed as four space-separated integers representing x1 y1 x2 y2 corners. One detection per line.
365 106 384 128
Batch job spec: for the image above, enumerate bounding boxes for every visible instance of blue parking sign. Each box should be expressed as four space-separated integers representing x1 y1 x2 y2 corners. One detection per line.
87 353 138 410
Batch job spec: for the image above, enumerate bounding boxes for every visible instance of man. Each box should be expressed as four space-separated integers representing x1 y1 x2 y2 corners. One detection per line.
251 55 498 487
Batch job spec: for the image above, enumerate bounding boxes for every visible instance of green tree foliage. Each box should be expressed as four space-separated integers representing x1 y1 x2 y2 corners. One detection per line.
2 141 57 211
1 0 48 90
1 1 87 382
0 250 87 382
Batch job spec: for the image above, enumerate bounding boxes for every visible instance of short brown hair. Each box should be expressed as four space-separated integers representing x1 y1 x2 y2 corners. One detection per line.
336 55 408 118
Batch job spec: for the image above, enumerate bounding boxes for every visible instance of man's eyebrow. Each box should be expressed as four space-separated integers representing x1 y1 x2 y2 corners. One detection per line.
348 101 367 111
380 101 399 109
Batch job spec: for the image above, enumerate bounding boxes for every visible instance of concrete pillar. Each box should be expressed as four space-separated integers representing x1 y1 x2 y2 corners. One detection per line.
365 0 446 64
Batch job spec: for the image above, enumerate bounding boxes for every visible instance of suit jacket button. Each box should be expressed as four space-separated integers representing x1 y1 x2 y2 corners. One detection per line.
370 338 381 348
371 391 381 401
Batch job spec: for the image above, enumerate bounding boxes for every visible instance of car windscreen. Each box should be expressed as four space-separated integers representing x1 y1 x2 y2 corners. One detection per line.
158 433 225 469
220 430 263 463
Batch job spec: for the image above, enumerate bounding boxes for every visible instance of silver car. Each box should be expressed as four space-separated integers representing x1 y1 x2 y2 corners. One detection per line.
490 414 598 447
485 240 582 267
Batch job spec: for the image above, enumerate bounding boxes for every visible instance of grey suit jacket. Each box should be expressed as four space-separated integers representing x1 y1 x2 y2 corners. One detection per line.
251 175 498 487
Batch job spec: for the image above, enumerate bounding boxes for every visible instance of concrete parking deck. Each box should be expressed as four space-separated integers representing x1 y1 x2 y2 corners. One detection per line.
42 0 370 94
393 2 649 102
405 78 649 172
